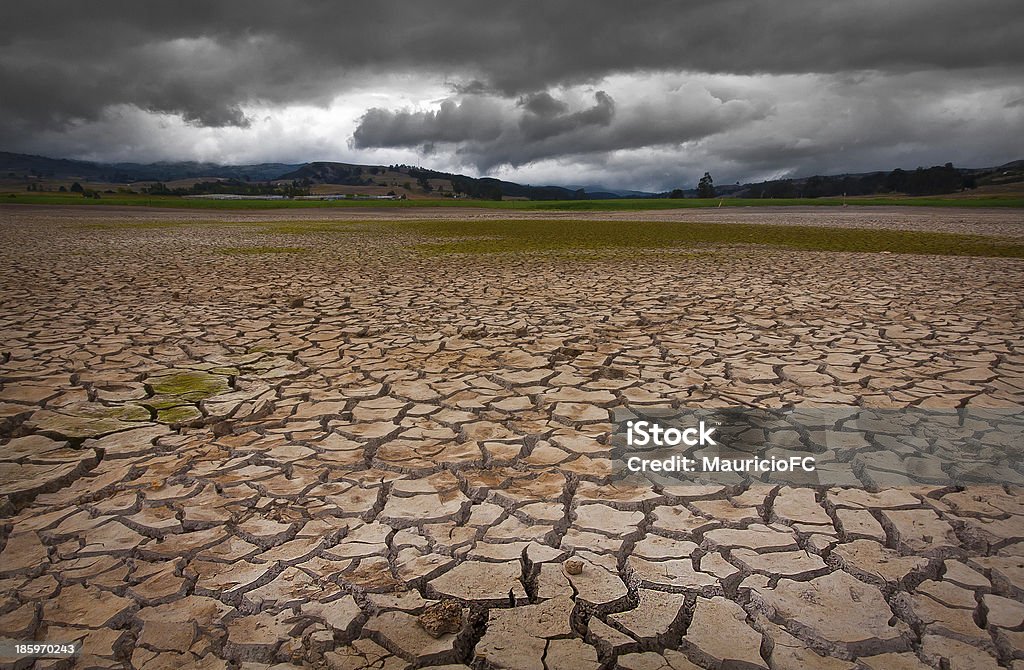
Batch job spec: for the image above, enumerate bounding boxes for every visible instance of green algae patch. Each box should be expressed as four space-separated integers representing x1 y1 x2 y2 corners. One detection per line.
399 219 1024 258
146 370 231 401
73 403 152 422
144 395 194 411
142 369 232 424
208 366 241 376
156 405 203 424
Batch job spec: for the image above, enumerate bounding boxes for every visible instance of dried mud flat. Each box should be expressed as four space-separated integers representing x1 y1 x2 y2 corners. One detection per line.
1 206 1024 670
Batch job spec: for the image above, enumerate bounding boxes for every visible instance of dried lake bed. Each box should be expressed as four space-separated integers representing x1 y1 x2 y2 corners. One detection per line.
1 204 1023 669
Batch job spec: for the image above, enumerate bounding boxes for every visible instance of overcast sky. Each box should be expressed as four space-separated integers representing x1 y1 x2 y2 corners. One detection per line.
3 1 1023 190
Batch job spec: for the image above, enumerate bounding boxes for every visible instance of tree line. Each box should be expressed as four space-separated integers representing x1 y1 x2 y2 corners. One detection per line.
142 180 311 197
667 163 979 199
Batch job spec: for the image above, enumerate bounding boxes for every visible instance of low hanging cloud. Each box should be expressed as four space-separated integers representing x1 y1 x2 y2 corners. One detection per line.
352 97 507 148
353 86 771 172
519 91 615 141
348 67 1024 186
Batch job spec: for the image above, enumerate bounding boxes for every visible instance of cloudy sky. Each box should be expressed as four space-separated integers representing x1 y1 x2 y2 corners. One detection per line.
3 1 1023 190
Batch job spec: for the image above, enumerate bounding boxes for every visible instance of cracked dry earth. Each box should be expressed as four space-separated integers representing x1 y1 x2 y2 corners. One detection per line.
1 206 1024 670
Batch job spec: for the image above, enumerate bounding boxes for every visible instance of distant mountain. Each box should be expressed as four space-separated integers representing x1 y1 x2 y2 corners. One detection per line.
277 162 613 201
0 152 300 183
1 151 111 180
108 161 302 182
276 161 371 184
3 151 1021 200
563 184 658 198
0 152 608 200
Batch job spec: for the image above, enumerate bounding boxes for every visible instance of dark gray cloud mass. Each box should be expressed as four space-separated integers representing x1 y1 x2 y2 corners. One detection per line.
2 0 1023 187
354 88 771 172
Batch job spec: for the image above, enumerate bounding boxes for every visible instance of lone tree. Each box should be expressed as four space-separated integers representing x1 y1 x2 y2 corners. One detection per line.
697 172 715 198
70 182 84 193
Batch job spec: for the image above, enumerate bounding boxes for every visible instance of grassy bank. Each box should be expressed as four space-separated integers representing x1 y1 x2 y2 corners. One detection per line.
252 218 1024 258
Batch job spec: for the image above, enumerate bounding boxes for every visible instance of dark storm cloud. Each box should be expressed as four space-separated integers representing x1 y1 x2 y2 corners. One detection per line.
352 65 1023 185
352 97 506 147
353 86 773 172
520 93 570 118
3 0 1023 136
2 0 1022 184
519 91 615 141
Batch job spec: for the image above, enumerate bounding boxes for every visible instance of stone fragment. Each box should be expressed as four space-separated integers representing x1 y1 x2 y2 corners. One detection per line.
418 600 464 638
26 405 151 440
699 552 740 582
84 424 172 458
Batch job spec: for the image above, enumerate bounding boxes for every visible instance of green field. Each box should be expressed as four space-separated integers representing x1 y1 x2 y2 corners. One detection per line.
245 218 1024 258
4 191 1023 210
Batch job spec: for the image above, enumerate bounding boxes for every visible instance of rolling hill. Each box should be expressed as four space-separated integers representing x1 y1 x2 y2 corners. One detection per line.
2 150 1021 201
